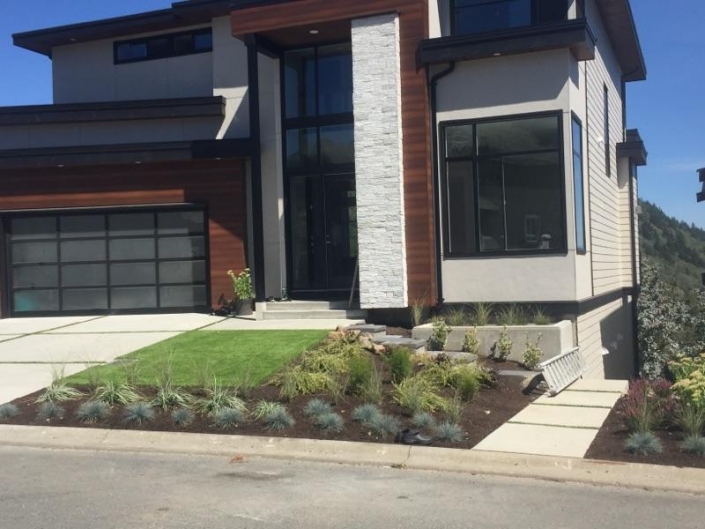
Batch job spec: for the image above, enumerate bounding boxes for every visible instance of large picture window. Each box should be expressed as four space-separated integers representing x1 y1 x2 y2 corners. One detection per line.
452 0 568 36
442 113 566 256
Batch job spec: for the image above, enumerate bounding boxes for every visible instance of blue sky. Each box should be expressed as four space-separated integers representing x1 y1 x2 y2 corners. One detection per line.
0 1 703 228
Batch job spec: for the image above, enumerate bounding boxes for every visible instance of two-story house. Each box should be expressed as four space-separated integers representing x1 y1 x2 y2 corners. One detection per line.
0 0 647 378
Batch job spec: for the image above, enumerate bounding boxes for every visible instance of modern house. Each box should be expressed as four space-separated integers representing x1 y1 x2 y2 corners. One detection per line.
0 0 647 378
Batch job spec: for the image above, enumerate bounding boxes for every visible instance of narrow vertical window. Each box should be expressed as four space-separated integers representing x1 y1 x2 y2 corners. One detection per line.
572 117 586 254
604 85 611 177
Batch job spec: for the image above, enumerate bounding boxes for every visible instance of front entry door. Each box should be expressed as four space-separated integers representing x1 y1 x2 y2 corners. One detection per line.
289 173 357 296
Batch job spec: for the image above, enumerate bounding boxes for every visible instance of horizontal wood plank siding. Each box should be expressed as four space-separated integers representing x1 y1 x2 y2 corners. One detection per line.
0 160 247 311
232 0 435 304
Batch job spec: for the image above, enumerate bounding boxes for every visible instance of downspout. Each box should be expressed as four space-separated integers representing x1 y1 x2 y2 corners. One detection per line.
428 62 455 306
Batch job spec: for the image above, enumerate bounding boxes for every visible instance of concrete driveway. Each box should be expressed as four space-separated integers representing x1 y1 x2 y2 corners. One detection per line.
0 314 224 404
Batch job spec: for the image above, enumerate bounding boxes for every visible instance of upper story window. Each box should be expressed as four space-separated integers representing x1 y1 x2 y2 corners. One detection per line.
452 0 568 36
114 28 213 65
442 113 566 257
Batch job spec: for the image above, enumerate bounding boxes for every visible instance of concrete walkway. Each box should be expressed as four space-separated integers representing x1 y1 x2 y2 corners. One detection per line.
474 379 628 458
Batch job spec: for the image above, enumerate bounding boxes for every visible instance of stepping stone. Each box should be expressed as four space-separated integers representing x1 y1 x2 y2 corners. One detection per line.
372 335 427 353
533 390 621 409
447 352 478 364
345 324 387 339
508 404 611 429
568 379 628 394
473 423 599 458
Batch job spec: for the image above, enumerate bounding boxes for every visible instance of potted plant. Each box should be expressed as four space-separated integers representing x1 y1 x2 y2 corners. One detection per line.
227 269 254 316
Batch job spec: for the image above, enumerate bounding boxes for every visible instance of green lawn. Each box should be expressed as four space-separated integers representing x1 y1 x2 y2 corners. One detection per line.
67 330 328 387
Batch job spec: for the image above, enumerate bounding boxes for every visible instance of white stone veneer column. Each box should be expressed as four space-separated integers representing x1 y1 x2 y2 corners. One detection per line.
351 13 408 309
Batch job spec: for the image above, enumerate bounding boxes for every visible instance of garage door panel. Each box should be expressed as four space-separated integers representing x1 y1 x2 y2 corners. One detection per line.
158 236 206 259
61 264 108 287
158 211 205 235
159 261 206 284
12 265 59 289
160 285 207 308
11 217 57 240
63 288 109 311
109 213 155 236
109 239 156 260
59 215 106 238
111 286 158 310
60 240 107 262
110 263 157 286
14 290 60 312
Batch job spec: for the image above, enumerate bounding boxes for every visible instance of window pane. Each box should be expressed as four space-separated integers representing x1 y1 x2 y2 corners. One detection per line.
446 161 476 254
446 125 475 158
572 119 586 252
111 287 157 310
193 31 212 52
455 0 531 35
173 33 194 55
159 261 206 284
14 290 59 312
109 213 154 236
59 215 106 239
60 240 107 262
110 263 156 286
62 289 108 311
503 152 564 251
109 239 155 261
62 264 108 287
477 158 506 252
478 116 559 155
158 236 206 259
286 128 318 170
318 43 353 116
148 37 171 59
536 0 568 24
12 241 57 264
160 286 207 308
320 124 354 165
11 217 56 240
157 211 205 235
284 48 316 119
12 265 59 289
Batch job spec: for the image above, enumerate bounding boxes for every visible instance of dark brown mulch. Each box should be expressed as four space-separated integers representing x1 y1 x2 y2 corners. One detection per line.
586 398 705 469
4 375 534 450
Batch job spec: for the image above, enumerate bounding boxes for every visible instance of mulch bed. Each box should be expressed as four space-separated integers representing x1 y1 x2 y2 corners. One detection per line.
4 375 534 450
586 398 705 469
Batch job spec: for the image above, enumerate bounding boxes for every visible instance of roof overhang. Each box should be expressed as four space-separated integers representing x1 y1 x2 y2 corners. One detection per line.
698 168 704 203
594 0 646 82
617 129 648 167
13 0 232 57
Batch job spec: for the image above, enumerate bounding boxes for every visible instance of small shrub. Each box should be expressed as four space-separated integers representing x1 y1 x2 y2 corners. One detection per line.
76 401 110 424
523 333 543 371
625 431 662 455
669 353 705 382
435 421 464 443
428 318 451 351
451 366 482 402
36 402 65 422
36 384 83 404
123 402 155 425
152 386 193 411
622 379 675 433
315 412 345 433
409 299 428 327
393 377 448 414
0 403 19 420
387 347 414 383
252 401 285 421
443 306 468 326
196 380 246 416
352 404 381 424
347 355 374 396
676 403 705 437
213 407 245 429
277 367 335 401
265 407 295 431
171 407 195 427
304 398 332 418
462 327 480 355
478 366 499 388
497 305 528 326
532 306 552 326
411 412 436 429
493 327 513 361
471 303 493 326
445 394 464 423
361 364 383 404
94 381 141 406
368 413 401 438
672 370 705 409
681 435 705 456
122 360 142 388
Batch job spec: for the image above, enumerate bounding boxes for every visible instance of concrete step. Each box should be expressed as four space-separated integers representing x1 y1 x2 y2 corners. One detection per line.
260 309 367 321
262 301 358 312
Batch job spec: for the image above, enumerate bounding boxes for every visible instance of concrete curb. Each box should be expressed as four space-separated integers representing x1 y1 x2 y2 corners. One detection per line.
1 425 704 495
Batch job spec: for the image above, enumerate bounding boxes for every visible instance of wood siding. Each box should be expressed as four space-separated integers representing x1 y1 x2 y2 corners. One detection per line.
0 160 247 312
232 0 436 304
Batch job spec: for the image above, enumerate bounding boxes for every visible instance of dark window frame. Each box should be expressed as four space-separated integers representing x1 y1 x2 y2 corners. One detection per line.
603 84 611 177
450 0 570 37
440 110 568 259
571 113 587 255
114 28 213 65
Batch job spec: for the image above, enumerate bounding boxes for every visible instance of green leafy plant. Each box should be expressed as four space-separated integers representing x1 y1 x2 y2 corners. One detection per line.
387 347 414 383
352 404 381 424
122 360 142 388
37 366 83 403
443 306 469 326
672 370 705 408
497 304 529 326
360 364 383 404
428 318 451 351
347 355 374 396
412 412 436 429
623 379 675 433
409 295 429 327
532 306 552 325
494 327 513 362
227 268 254 301
315 412 344 433
451 365 482 402
625 431 663 455
76 401 110 424
669 354 705 382
252 401 285 421
123 402 156 425
36 402 65 422
445 394 464 423
471 303 493 326
522 333 543 371
304 398 332 419
681 435 705 456
152 356 193 410
0 403 19 420
265 407 295 431
171 407 195 427
393 377 448 414
196 379 246 416
676 403 705 437
462 327 480 355
94 381 141 406
368 413 401 438
435 421 464 443
213 407 245 429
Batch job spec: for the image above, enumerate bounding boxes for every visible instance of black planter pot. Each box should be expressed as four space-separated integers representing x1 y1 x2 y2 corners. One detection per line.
235 299 253 316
